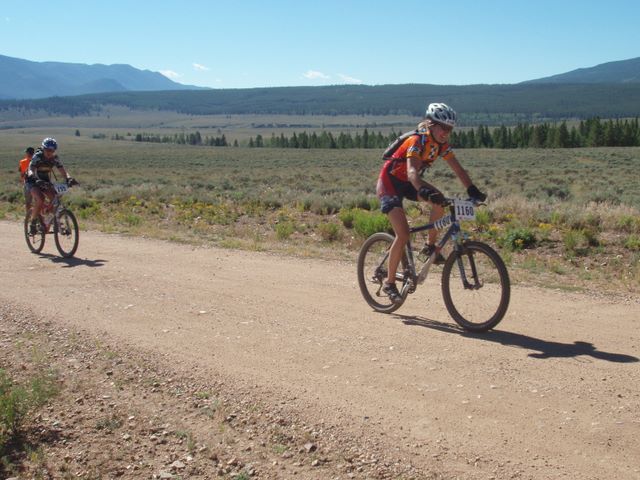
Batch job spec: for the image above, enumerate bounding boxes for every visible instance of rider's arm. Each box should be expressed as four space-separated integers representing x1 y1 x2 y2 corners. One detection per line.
26 156 39 180
406 156 424 190
407 157 441 202
58 165 70 181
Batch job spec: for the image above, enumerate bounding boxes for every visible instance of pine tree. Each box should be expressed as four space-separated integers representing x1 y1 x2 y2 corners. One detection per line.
557 122 570 148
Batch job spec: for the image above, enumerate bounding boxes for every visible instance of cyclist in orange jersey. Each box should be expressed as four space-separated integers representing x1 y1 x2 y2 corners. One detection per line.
18 147 35 212
376 103 486 303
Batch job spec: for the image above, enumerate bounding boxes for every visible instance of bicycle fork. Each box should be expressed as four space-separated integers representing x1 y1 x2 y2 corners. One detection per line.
454 245 483 290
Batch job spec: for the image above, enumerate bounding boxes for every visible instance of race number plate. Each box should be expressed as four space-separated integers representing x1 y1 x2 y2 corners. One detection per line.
454 199 476 220
54 183 69 195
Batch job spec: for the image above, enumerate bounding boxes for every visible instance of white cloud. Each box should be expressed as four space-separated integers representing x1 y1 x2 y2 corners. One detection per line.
338 73 363 84
193 63 210 72
303 70 330 80
160 70 181 80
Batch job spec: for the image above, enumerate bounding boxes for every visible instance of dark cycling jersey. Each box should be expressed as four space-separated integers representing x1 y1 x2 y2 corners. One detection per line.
27 149 64 184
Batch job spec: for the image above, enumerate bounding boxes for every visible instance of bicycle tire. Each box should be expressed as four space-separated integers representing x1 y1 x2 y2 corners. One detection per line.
24 213 45 254
357 232 409 313
54 209 79 258
441 241 510 332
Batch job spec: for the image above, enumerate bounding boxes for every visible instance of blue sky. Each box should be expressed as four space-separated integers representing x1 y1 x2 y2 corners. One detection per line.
2 0 639 88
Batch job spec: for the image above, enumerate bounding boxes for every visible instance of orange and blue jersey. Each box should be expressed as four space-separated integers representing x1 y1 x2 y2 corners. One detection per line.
377 129 455 202
386 130 455 182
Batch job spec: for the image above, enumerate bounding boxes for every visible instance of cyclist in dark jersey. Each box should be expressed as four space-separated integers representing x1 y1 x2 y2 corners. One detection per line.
376 103 486 303
26 137 77 222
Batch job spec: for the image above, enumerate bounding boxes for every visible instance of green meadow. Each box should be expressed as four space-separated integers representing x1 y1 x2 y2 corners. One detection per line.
1 121 639 294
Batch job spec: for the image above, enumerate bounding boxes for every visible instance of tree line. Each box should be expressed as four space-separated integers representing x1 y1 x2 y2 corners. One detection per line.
246 117 640 149
450 118 640 148
133 132 232 146
128 117 640 149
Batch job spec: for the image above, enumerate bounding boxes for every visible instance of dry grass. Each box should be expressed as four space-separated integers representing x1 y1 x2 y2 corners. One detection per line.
1 127 639 296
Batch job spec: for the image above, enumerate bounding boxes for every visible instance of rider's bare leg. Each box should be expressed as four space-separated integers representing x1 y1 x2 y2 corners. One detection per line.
427 203 445 245
385 207 410 285
31 188 44 220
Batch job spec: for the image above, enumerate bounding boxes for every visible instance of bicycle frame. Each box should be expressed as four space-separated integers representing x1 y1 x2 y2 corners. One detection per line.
396 200 478 296
40 183 68 231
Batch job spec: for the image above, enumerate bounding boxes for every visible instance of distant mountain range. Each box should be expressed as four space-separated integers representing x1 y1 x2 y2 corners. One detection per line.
0 54 205 100
523 57 640 84
1 54 639 101
0 56 639 121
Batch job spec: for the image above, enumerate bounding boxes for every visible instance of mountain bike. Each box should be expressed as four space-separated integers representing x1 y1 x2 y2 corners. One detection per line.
357 198 510 332
24 181 79 258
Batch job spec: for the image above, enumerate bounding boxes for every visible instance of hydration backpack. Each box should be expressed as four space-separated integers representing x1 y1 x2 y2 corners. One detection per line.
381 129 421 160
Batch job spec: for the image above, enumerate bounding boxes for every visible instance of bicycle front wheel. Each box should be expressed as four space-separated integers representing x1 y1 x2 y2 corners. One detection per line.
54 209 79 258
357 232 408 313
24 212 45 253
441 241 510 332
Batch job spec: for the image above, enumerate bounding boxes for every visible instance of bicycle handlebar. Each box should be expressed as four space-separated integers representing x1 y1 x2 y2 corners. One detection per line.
442 197 486 207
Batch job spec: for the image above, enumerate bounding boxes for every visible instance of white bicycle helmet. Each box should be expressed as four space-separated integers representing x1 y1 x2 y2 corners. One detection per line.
425 103 457 128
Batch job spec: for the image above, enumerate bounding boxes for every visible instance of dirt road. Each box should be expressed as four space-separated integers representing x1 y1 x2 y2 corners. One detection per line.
1 220 638 479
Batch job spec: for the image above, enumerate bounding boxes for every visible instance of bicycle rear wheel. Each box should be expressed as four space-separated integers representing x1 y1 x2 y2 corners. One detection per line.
441 241 510 332
357 232 409 313
24 212 45 253
54 209 79 258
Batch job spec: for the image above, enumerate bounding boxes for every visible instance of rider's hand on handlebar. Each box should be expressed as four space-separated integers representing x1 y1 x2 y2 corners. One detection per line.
35 179 46 187
66 177 79 187
467 184 487 203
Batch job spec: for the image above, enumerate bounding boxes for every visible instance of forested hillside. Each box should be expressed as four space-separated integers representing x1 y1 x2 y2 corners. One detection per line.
2 83 640 122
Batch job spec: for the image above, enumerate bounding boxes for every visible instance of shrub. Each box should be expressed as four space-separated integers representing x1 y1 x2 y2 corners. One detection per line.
275 221 295 240
352 210 391 239
501 227 537 251
562 229 592 256
616 215 640 234
562 229 580 254
344 195 372 211
475 209 492 230
0 369 59 453
309 198 340 215
338 208 355 229
624 234 640 251
570 212 602 232
123 214 142 226
541 184 570 200
316 222 342 242
581 227 600 247
0 189 22 204
550 210 567 227
537 222 554 242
